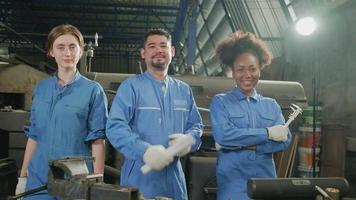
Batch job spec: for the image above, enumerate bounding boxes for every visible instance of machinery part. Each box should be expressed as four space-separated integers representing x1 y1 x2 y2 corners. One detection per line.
0 158 18 198
9 157 140 200
89 183 139 200
187 155 217 200
325 187 340 200
315 185 334 200
247 177 349 200
9 185 47 200
47 157 139 200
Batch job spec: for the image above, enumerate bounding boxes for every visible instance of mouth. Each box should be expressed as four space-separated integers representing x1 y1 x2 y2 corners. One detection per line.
63 59 73 63
152 54 165 59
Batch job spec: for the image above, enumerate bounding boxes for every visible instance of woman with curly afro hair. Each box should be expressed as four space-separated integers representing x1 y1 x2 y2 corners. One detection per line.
210 31 291 200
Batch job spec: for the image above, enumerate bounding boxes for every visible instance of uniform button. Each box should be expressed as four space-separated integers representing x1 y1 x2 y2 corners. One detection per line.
248 152 256 160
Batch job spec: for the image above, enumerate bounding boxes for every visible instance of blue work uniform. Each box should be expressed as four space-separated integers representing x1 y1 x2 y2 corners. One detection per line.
106 71 203 200
24 71 108 200
210 87 291 200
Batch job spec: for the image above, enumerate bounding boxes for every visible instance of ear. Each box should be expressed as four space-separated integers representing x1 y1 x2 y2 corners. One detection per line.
140 48 145 59
79 47 84 58
171 46 175 57
49 49 54 58
231 66 236 79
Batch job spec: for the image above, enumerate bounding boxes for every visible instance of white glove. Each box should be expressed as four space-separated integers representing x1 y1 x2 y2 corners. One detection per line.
143 145 174 171
215 142 222 151
267 125 288 142
16 177 27 195
168 133 194 157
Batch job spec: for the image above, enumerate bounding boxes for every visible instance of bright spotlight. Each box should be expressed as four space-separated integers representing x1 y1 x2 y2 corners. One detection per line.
295 17 317 36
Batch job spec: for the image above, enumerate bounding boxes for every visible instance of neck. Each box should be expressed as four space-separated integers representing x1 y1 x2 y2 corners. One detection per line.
236 86 253 97
147 67 168 81
244 89 253 97
58 67 77 86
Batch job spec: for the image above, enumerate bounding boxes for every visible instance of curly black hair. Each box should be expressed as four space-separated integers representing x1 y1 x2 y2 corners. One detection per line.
215 31 272 70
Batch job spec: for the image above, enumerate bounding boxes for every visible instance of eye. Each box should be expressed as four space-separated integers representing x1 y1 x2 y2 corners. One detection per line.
236 68 244 72
249 67 258 73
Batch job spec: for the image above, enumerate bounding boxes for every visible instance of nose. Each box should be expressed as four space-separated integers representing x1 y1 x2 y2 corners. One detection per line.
241 69 252 77
64 47 71 56
156 46 164 53
156 48 163 54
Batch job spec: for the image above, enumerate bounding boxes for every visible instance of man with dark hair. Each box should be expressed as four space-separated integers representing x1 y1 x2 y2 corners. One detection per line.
106 29 203 200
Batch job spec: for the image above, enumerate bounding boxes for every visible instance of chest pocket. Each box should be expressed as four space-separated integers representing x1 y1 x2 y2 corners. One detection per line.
136 106 161 133
63 103 89 119
257 112 276 128
228 112 248 128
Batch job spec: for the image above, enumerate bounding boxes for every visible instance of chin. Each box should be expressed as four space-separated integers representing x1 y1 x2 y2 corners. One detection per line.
241 86 254 93
152 63 167 70
61 65 75 70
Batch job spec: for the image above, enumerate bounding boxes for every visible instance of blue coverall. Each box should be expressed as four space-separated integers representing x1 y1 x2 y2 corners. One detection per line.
106 71 203 200
24 72 108 200
210 87 291 200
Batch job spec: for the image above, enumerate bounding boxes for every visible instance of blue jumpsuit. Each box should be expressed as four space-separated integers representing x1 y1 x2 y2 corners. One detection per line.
24 72 108 200
210 87 291 200
106 71 203 200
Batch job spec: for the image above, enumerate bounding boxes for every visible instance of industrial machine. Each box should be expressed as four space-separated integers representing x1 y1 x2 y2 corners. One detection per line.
247 177 350 200
83 72 308 125
9 157 142 200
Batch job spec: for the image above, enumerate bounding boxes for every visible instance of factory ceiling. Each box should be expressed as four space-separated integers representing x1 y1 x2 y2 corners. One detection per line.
1 0 349 75
0 0 182 59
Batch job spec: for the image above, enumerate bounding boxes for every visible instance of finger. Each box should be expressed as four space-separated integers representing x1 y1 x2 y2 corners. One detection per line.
168 140 175 146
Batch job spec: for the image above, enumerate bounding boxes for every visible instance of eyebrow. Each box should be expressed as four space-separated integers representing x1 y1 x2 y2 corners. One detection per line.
236 64 256 68
147 41 169 46
55 43 77 46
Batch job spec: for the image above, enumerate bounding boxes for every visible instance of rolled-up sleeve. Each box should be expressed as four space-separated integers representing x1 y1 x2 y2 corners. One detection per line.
85 84 108 142
24 86 39 141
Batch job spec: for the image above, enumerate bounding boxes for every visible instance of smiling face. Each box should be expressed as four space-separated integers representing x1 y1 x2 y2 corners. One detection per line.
140 34 175 72
49 34 83 71
231 52 261 96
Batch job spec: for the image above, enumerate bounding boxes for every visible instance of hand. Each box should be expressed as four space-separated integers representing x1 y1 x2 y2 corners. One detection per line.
215 142 222 151
16 176 27 195
267 125 288 142
143 145 173 171
169 133 195 157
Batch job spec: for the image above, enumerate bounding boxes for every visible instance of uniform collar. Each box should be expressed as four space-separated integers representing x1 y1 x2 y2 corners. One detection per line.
144 71 170 86
231 87 259 101
53 70 81 87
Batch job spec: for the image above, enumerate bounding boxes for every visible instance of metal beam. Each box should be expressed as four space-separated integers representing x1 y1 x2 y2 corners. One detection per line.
7 0 180 11
0 22 45 53
5 16 176 25
187 0 198 69
7 22 174 33
173 0 188 46
9 6 178 17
